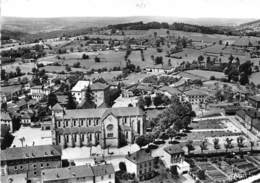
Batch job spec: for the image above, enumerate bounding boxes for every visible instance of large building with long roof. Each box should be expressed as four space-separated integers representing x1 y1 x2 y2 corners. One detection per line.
51 104 145 149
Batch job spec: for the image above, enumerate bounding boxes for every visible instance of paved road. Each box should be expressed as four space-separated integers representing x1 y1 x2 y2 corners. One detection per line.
228 115 260 142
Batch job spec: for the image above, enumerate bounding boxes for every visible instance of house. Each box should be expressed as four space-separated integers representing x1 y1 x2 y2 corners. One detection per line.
20 112 32 126
51 107 145 149
163 145 190 174
40 164 115 183
248 95 260 110
184 89 208 105
71 80 92 104
90 82 110 107
41 165 94 183
30 85 51 101
92 164 115 183
1 145 62 180
112 95 139 108
125 149 158 181
1 173 27 183
1 112 13 132
159 86 182 99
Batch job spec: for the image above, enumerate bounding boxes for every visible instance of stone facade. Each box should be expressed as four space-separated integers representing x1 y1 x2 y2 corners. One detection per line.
51 107 145 149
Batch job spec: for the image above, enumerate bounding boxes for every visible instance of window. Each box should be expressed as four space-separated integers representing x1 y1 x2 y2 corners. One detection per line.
41 164 44 168
109 174 112 178
34 171 37 175
33 164 37 169
20 166 23 170
46 163 49 167
107 133 113 138
101 176 104 180
14 166 17 170
139 170 142 175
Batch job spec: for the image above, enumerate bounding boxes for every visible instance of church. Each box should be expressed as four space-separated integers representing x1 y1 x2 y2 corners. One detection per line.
51 103 145 149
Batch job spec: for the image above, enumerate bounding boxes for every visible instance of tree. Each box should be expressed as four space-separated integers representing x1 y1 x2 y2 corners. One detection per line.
167 128 176 143
73 62 81 68
19 137 25 147
144 95 152 107
213 138 220 151
119 162 127 172
135 135 149 148
186 140 194 154
16 66 21 76
153 94 163 107
82 85 96 108
240 73 249 85
66 92 77 109
224 138 233 152
170 165 179 178
250 141 254 152
197 170 206 180
200 139 208 154
137 96 145 110
1 102 7 112
237 136 245 152
95 57 100 62
168 59 172 66
65 65 71 72
47 92 58 107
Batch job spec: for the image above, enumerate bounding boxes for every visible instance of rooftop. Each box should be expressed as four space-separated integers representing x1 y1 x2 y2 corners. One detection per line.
91 164 115 176
126 149 154 164
1 112 11 121
91 82 109 91
42 165 94 181
52 103 63 111
185 89 208 96
249 95 260 102
1 145 62 161
63 107 144 119
71 80 91 92
164 145 184 155
160 86 181 95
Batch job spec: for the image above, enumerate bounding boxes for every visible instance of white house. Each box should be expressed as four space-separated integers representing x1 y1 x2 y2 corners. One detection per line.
71 80 92 104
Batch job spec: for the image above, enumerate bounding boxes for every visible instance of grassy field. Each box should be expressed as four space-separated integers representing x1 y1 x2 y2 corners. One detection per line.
250 72 260 85
186 70 225 79
2 62 36 73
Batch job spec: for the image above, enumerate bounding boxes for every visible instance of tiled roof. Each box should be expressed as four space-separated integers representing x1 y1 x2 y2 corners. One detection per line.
41 165 94 181
160 86 181 95
1 145 62 161
63 107 144 119
71 80 91 92
164 145 184 155
56 126 101 135
185 89 208 96
1 112 11 121
52 103 63 111
64 108 107 119
248 95 260 102
126 149 154 164
31 85 43 89
91 82 109 91
91 164 115 176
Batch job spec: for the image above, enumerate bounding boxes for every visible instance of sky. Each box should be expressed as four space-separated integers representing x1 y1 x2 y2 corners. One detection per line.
1 0 260 19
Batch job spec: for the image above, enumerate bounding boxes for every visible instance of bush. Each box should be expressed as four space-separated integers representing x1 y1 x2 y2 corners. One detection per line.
210 75 216 80
148 144 159 150
154 140 166 145
159 133 169 140
168 140 180 144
